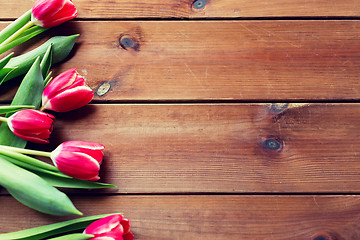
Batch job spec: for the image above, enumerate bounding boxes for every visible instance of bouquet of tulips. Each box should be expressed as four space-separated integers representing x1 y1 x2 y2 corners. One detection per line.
0 0 117 217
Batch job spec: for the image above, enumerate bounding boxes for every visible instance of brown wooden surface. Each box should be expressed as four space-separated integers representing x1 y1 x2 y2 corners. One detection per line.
1 0 360 239
1 195 360 239
1 0 360 18
1 20 360 101
44 103 360 193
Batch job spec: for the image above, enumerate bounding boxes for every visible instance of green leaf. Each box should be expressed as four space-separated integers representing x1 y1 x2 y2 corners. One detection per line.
44 72 53 87
0 57 43 147
36 170 117 189
0 105 34 114
0 156 82 216
0 10 31 44
0 34 79 85
0 213 120 240
0 52 13 70
0 67 17 85
47 234 95 240
40 44 52 78
9 56 43 108
0 26 47 55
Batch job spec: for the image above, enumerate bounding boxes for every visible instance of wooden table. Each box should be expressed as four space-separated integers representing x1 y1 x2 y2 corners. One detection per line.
1 0 360 239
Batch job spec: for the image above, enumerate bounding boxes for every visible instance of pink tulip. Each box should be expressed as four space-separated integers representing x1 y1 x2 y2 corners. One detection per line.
7 109 54 144
42 69 94 112
50 141 104 181
31 0 77 28
84 214 134 240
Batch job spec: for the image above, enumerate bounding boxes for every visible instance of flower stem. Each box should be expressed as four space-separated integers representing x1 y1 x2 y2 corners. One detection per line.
0 145 51 157
0 116 8 123
0 21 35 51
0 10 31 44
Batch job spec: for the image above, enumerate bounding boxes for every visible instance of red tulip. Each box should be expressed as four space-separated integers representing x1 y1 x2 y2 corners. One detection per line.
42 69 94 112
50 141 104 181
7 109 54 144
31 0 77 28
84 214 134 240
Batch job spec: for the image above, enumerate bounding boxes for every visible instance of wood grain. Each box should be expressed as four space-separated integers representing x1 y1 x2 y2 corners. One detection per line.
0 0 360 19
1 20 360 101
0 0 359 238
1 195 360 239
31 103 360 193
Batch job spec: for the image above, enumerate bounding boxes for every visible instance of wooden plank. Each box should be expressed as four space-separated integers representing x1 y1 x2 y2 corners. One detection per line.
1 195 360 239
30 103 360 193
0 0 360 19
1 20 360 101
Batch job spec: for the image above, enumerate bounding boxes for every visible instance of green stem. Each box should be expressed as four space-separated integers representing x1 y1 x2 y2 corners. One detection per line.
0 145 51 157
0 21 34 51
0 116 8 123
0 10 31 44
47 234 95 240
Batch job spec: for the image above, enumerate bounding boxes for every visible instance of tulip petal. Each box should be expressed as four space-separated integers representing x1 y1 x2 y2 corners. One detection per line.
42 68 94 112
45 86 94 112
43 68 78 100
61 141 105 164
9 115 54 131
90 237 116 240
31 0 77 28
84 214 134 240
53 151 100 180
61 141 105 150
120 219 130 234
11 133 50 144
32 0 64 18
123 232 134 240
44 7 77 28
84 215 123 235
6 109 54 144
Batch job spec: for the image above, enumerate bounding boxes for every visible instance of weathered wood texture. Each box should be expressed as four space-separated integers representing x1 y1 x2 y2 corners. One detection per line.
1 20 360 101
1 0 360 18
1 195 360 239
1 0 359 238
34 103 360 193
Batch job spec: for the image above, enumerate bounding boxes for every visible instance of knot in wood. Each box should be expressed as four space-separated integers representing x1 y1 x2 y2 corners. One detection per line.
268 103 289 115
97 82 111 96
192 0 207 10
259 135 284 153
119 34 140 51
312 232 339 240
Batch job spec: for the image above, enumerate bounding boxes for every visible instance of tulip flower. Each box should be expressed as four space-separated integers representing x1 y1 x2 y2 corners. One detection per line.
0 109 54 144
31 0 78 28
41 69 94 112
0 213 125 239
50 141 104 181
0 0 77 55
84 214 134 240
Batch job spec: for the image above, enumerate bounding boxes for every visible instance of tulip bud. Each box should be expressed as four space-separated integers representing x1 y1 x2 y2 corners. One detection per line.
50 141 105 181
7 109 54 144
42 69 94 112
84 214 134 240
31 0 77 28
